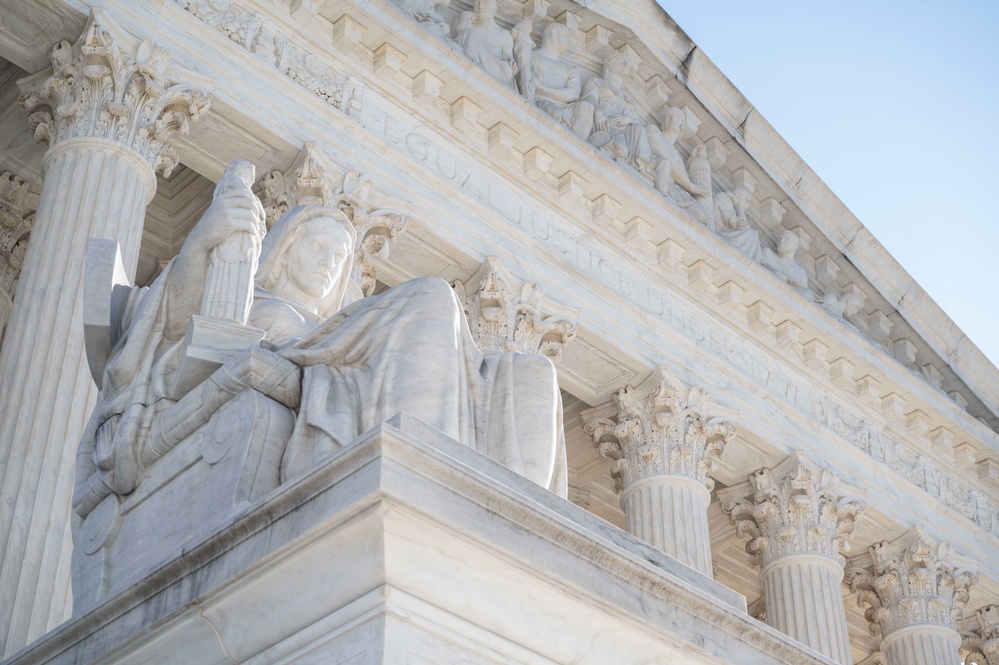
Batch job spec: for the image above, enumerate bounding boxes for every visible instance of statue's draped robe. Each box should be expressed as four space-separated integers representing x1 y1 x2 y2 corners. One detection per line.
455 17 516 89
75 274 566 520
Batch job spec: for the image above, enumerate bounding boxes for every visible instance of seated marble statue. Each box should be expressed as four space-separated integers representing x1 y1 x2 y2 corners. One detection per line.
532 23 594 140
455 0 517 89
713 188 763 262
584 51 654 178
73 177 567 522
761 230 810 294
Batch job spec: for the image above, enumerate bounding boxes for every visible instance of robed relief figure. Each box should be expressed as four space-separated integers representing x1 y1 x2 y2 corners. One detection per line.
74 164 567 524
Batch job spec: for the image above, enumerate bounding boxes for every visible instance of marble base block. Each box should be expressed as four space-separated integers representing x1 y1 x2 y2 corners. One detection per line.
5 415 839 665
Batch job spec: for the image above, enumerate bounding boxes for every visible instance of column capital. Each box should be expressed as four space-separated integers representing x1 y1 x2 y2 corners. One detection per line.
963 605 999 665
582 366 737 492
17 9 211 178
846 526 978 638
453 257 579 361
722 452 865 570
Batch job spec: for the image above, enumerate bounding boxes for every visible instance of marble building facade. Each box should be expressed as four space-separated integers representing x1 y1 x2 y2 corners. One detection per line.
0 1 997 664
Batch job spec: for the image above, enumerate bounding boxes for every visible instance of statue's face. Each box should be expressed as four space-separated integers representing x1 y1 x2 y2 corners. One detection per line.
778 232 798 255
604 56 629 83
475 0 496 18
545 25 568 54
286 220 353 303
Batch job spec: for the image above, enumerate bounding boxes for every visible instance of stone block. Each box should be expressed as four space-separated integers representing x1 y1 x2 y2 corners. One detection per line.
687 260 715 292
332 15 367 49
450 96 482 132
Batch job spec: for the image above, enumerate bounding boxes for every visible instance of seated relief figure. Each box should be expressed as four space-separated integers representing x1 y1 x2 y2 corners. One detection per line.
712 187 764 262
73 168 568 525
584 51 655 178
531 22 595 140
455 0 517 90
394 0 451 40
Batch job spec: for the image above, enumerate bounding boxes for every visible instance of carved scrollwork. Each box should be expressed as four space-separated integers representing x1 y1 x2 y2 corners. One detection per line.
173 0 361 116
18 11 211 177
582 366 736 492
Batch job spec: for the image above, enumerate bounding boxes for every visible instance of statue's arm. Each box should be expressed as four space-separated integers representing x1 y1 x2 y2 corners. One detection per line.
163 188 264 341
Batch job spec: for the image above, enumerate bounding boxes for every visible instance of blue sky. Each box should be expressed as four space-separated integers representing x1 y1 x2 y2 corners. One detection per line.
655 1 999 368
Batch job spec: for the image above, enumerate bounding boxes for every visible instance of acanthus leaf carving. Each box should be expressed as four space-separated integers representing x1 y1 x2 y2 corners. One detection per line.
581 366 737 492
17 10 211 176
963 605 999 665
453 257 578 361
845 526 978 638
0 172 39 337
721 452 865 569
257 143 409 302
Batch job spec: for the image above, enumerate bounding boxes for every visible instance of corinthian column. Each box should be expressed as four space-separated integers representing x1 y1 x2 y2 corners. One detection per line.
0 11 209 655
722 453 865 664
846 527 978 665
963 606 999 665
581 366 736 576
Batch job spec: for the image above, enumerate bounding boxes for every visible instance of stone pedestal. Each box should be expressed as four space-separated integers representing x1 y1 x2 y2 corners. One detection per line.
3 414 835 665
846 527 978 665
0 12 209 655
723 453 863 664
582 366 736 576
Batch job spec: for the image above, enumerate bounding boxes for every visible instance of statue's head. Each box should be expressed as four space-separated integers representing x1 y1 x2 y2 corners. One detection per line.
541 22 571 55
841 291 864 318
602 51 634 83
662 106 685 136
473 0 497 19
256 205 357 317
777 230 800 256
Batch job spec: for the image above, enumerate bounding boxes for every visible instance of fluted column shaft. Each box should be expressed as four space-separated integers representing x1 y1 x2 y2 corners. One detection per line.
582 366 736 579
621 475 712 575
723 453 864 665
0 138 155 655
882 625 960 665
761 554 851 663
0 11 209 655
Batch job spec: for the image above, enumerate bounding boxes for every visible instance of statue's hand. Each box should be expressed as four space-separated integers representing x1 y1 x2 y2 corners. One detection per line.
608 114 629 128
189 187 266 254
594 110 608 132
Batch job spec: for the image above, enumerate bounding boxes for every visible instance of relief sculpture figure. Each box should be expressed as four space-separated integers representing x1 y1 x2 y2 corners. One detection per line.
713 187 764 262
762 230 810 294
584 51 655 178
530 23 594 140
649 107 711 224
74 165 568 524
394 0 451 40
455 0 517 90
